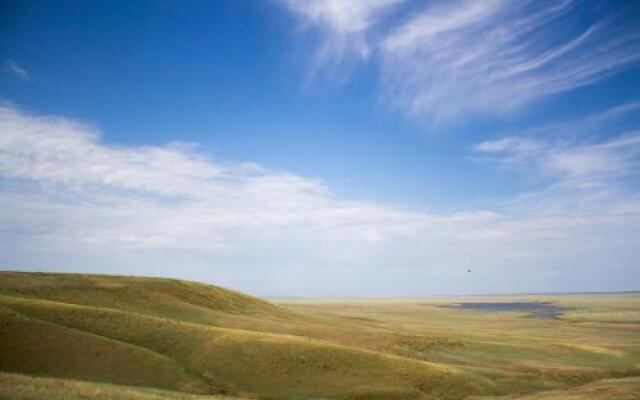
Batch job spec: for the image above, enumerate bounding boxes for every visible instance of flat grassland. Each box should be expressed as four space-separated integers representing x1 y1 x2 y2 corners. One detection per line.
1 272 639 399
279 295 640 399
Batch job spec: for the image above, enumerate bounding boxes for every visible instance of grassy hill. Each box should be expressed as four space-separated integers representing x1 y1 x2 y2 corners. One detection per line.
0 272 494 400
3 271 638 399
0 372 238 400
469 376 640 400
0 272 279 320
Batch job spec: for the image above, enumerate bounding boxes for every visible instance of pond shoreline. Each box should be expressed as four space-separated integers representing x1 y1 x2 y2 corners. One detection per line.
440 301 568 319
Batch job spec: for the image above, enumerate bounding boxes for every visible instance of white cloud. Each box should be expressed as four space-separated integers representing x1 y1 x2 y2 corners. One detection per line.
0 105 427 250
283 0 406 77
285 0 404 35
475 103 640 188
546 135 640 182
3 60 29 81
283 0 640 120
478 133 640 192
380 0 640 119
383 0 505 51
474 136 545 168
1 105 639 295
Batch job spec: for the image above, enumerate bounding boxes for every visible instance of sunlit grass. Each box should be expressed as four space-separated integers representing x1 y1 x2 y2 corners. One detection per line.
1 271 639 399
0 373 236 400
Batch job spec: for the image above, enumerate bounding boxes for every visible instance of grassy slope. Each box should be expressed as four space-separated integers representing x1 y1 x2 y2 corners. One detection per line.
3 271 639 399
0 272 279 321
0 308 208 393
0 372 237 400
0 272 493 400
279 296 640 395
470 376 640 400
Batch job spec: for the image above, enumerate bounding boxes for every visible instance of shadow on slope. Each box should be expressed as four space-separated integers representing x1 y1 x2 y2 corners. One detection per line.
0 272 495 400
0 372 237 400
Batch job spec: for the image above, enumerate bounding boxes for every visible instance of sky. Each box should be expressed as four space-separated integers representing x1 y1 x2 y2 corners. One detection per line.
1 0 640 297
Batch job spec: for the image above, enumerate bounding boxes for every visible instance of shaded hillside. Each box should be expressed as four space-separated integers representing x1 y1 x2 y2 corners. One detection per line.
0 272 495 400
470 376 640 400
0 372 238 400
0 272 279 322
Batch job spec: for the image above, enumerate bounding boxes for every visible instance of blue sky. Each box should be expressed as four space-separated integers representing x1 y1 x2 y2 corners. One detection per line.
1 0 640 296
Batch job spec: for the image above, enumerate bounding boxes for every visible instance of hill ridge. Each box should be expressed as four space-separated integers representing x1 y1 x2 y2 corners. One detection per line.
0 271 495 400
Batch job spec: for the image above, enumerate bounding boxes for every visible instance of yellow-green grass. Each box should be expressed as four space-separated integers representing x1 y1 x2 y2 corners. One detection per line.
0 306 208 393
0 372 238 400
0 272 494 400
470 376 640 399
277 295 640 395
0 271 280 321
2 271 639 399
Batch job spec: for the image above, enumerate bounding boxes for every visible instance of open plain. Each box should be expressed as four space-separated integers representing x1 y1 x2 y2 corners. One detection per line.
1 272 639 399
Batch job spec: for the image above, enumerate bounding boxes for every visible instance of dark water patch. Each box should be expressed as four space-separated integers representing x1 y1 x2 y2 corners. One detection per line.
441 302 566 319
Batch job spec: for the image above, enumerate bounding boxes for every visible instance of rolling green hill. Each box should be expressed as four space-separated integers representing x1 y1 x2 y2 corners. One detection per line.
0 372 237 400
0 272 495 400
469 376 640 400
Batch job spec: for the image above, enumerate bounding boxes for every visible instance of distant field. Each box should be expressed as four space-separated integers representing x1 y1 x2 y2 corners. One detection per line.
1 272 639 399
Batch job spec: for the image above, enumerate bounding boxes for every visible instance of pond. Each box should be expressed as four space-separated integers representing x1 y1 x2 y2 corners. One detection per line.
441 302 566 319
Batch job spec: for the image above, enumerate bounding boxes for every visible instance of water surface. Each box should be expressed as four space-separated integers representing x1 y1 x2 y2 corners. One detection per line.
442 302 566 319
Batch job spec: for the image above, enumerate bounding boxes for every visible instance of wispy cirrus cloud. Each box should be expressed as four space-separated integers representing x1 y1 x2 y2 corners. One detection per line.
3 60 29 82
283 0 406 78
470 104 640 243
283 0 640 120
475 102 640 188
381 0 640 120
1 105 640 295
477 132 640 191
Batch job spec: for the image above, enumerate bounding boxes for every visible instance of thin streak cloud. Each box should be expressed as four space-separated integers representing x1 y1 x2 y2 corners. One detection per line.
283 0 640 120
3 60 29 82
283 0 407 78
